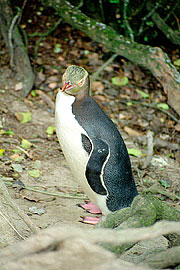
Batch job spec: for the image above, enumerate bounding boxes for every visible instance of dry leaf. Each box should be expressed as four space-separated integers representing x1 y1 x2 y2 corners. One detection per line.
92 81 105 94
10 153 24 162
94 95 107 102
175 123 180 132
48 82 58 89
15 82 23 91
124 126 142 137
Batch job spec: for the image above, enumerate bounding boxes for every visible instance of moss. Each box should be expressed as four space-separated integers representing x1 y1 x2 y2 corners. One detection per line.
98 195 180 254
97 207 131 229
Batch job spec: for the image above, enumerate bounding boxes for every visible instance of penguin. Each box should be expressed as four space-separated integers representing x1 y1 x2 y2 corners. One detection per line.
55 65 138 215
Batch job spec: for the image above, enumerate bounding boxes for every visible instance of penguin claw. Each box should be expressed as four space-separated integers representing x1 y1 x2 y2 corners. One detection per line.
80 216 101 225
78 201 102 214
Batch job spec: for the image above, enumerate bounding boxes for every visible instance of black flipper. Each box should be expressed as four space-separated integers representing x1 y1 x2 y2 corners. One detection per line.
81 134 108 195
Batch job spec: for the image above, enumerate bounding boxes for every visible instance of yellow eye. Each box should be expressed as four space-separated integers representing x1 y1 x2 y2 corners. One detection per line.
78 79 84 86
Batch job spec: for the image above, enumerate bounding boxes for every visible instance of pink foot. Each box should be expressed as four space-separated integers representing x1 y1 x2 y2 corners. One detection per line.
79 201 102 214
80 216 101 225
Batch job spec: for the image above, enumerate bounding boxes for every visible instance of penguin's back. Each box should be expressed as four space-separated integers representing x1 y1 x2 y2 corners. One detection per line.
72 96 138 211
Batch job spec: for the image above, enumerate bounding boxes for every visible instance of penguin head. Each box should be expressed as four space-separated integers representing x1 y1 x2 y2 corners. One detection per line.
61 65 89 96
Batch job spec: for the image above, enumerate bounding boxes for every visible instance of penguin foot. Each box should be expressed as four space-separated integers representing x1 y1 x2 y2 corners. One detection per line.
78 201 102 214
80 216 101 225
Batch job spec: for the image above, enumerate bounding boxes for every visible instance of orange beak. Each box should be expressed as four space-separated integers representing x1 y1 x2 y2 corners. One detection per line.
62 82 69 92
61 81 76 92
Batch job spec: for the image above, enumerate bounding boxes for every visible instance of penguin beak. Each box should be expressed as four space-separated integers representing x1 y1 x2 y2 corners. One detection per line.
62 81 76 92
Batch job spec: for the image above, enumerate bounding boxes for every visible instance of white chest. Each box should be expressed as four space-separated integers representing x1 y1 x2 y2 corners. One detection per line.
55 91 88 174
55 91 109 214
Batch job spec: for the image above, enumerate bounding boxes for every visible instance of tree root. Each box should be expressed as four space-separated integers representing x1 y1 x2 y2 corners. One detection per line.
0 177 38 234
0 220 180 269
0 0 34 96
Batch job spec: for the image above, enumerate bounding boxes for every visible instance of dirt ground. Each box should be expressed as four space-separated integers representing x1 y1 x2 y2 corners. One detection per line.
0 85 180 247
0 11 180 249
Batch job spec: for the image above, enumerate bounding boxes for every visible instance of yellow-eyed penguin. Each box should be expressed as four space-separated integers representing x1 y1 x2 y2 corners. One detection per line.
55 65 138 215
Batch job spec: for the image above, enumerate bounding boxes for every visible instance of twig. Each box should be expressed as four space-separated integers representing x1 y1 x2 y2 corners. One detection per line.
75 0 84 9
91 53 118 82
16 146 33 159
24 185 87 200
28 18 62 37
4 181 87 200
123 0 134 41
141 131 153 169
99 0 105 23
0 209 25 240
0 177 38 234
120 99 179 122
164 0 180 22
17 0 28 25
137 1 161 37
8 8 21 69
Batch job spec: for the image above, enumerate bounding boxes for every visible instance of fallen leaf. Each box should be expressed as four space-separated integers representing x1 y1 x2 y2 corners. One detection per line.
15 82 23 91
46 126 56 135
32 160 42 169
28 206 46 215
136 89 149 99
28 169 40 178
54 43 62 53
0 149 5 156
12 163 23 173
15 112 32 123
31 90 37 97
126 102 133 106
58 55 65 61
104 66 113 72
111 76 128 86
160 179 171 188
175 123 180 132
12 148 22 154
174 59 180 66
48 82 58 89
21 139 32 149
92 81 105 94
5 130 15 135
0 129 14 135
10 153 24 162
127 148 142 157
83 49 89 55
94 95 107 102
156 103 169 110
119 113 127 120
